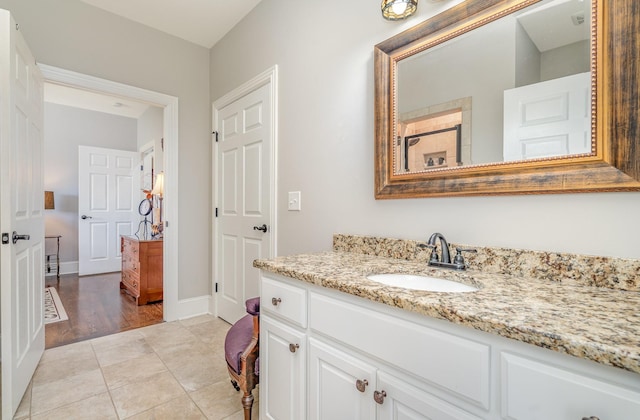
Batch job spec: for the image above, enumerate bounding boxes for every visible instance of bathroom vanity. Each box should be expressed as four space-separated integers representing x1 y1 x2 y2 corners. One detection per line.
255 235 640 420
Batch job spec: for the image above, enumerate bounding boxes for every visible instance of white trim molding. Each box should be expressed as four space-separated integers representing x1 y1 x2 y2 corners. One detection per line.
39 64 180 322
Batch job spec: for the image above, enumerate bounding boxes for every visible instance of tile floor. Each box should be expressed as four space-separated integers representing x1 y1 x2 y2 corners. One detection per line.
13 315 259 419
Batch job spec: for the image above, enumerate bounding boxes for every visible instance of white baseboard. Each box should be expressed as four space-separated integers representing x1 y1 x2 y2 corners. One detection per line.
44 261 79 276
175 295 214 320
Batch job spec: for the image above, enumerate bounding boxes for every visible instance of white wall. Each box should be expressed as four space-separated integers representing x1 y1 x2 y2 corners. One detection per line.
44 103 138 270
137 106 164 172
0 0 212 299
210 0 640 260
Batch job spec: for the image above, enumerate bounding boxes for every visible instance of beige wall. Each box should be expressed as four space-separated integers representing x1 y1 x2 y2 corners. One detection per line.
210 0 640 260
1 0 212 298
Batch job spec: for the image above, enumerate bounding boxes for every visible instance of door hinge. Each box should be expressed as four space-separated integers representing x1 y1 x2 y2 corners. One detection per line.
215 208 218 217
212 131 219 142
2 232 9 244
215 283 218 293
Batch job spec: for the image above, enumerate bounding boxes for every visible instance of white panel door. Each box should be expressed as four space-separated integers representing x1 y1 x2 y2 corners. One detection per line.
503 72 591 161
216 82 272 323
78 145 139 275
0 11 45 418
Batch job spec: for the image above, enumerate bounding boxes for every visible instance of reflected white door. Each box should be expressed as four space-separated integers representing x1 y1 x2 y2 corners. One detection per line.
215 82 273 324
503 72 591 161
78 146 139 275
0 10 45 418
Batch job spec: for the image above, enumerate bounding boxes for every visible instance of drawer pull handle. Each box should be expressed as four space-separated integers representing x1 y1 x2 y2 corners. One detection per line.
289 343 299 353
373 390 386 404
271 297 282 306
582 417 600 420
355 379 368 392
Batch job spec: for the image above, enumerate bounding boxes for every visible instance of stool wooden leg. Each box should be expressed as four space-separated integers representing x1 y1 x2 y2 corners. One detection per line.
241 391 254 420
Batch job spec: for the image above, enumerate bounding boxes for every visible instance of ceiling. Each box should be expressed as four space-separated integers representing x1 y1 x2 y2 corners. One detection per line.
80 0 262 49
44 83 154 119
46 0 263 118
517 0 590 52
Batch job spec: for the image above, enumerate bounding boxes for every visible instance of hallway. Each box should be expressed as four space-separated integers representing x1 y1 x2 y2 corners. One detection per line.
45 272 163 349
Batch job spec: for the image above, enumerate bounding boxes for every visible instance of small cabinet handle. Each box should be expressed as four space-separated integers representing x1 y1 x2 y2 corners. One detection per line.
582 417 600 420
271 297 281 306
373 390 387 404
289 343 299 353
355 379 368 393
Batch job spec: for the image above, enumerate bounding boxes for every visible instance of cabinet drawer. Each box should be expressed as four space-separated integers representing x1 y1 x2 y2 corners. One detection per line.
262 275 307 328
501 353 640 419
309 292 490 409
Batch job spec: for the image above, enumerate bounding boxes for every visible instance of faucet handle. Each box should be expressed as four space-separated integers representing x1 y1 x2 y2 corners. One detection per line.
453 247 477 267
417 243 438 262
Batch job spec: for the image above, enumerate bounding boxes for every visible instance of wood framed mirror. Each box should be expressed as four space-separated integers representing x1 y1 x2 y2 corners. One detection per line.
374 0 640 198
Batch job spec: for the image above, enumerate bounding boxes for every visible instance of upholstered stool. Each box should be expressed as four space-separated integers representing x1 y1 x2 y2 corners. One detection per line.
224 297 260 420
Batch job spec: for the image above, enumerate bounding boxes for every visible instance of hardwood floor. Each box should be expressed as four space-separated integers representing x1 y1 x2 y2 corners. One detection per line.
45 272 163 349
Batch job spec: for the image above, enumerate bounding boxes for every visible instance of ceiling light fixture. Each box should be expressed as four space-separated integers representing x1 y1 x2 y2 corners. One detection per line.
381 0 418 21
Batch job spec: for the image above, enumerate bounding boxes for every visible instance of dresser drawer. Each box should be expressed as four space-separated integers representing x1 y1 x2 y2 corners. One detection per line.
309 292 490 409
121 270 140 295
261 274 307 328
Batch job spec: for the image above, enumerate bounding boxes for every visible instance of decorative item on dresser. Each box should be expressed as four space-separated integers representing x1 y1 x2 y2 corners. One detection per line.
120 235 163 305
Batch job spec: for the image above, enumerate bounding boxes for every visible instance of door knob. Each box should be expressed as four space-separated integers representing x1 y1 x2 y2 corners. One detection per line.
253 224 267 233
81 215 92 220
12 231 30 244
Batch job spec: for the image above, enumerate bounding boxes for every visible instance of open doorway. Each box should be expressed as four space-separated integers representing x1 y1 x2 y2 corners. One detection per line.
40 64 179 347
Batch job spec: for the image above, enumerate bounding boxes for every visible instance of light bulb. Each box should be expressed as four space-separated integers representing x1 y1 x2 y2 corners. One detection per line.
391 1 408 15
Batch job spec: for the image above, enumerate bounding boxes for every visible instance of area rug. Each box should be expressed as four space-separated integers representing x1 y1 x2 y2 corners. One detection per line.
44 287 68 324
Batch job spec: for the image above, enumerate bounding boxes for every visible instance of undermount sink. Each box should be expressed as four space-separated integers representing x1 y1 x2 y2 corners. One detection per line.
367 273 478 293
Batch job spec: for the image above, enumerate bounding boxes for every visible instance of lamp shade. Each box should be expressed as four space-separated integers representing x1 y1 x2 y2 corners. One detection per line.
44 191 55 210
151 172 164 197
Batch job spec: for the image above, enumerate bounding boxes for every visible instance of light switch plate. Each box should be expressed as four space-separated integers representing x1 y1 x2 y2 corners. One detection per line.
288 191 301 211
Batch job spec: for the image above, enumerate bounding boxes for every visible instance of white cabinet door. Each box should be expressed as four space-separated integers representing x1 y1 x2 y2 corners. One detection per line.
309 337 377 420
376 371 483 420
501 353 640 420
260 316 306 420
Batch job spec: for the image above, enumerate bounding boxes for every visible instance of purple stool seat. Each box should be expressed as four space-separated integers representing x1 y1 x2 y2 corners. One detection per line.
225 314 254 374
223 297 260 420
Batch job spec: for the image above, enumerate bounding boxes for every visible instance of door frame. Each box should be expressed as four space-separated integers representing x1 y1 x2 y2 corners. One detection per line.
212 65 278 315
39 64 180 321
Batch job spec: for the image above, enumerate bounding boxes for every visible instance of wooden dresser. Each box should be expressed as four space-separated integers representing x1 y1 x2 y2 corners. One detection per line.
121 236 163 305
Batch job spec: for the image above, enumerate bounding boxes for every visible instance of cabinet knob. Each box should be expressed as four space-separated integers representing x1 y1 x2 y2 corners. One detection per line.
373 390 387 404
355 379 369 393
271 297 282 306
289 343 300 353
582 417 600 420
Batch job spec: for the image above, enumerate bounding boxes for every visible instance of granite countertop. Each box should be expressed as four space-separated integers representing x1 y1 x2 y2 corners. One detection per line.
254 251 640 375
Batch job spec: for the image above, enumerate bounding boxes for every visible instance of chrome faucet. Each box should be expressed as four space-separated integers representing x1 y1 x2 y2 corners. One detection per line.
428 232 451 264
418 232 477 270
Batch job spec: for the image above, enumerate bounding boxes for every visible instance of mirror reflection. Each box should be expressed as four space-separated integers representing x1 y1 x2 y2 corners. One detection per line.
395 0 591 175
